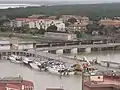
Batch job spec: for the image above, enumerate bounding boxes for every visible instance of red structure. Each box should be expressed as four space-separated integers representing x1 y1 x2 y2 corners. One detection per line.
0 76 34 90
84 75 120 90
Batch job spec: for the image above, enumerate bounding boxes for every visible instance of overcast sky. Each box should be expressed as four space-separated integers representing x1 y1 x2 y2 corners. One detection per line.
1 0 120 2
0 0 120 4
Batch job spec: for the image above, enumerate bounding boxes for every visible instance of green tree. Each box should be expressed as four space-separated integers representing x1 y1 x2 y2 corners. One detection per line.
47 25 57 32
65 22 70 27
75 31 82 38
38 28 45 34
68 17 77 24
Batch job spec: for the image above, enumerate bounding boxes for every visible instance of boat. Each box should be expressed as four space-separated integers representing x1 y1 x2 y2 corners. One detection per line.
29 61 40 70
22 57 33 66
47 65 61 75
48 64 75 76
7 55 23 64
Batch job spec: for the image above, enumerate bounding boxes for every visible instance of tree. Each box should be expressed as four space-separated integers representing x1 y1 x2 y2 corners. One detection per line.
47 25 57 32
86 23 100 34
65 22 70 27
68 17 77 24
38 28 45 34
74 31 82 38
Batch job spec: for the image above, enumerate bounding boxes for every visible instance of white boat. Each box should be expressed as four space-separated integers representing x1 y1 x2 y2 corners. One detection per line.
48 65 75 76
48 66 61 75
22 57 33 65
8 55 23 64
29 62 40 70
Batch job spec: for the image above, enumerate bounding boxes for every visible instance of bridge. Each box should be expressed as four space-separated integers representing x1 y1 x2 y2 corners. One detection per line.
35 43 120 54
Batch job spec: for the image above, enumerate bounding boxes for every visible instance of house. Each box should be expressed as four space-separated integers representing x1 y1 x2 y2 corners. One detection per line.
28 14 47 19
68 22 88 32
2 20 11 27
48 16 57 20
59 15 77 22
100 19 120 27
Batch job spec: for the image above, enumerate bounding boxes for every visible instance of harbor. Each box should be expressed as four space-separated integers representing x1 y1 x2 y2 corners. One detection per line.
0 50 120 90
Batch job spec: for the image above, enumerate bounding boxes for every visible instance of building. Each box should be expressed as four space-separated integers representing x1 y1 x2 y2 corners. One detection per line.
68 22 88 32
59 15 77 22
100 19 120 27
45 32 76 40
84 74 120 90
28 14 47 19
48 16 57 20
59 15 90 23
0 76 34 90
2 20 11 27
12 18 65 31
28 19 65 31
0 40 33 50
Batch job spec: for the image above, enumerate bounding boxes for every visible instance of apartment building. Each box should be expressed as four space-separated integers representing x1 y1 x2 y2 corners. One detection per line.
12 18 65 31
68 22 88 32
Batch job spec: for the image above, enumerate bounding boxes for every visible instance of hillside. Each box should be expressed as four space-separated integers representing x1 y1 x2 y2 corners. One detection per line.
1 3 120 19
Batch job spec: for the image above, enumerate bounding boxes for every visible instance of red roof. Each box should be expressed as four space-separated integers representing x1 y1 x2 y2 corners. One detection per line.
16 18 52 22
6 84 21 90
0 80 34 90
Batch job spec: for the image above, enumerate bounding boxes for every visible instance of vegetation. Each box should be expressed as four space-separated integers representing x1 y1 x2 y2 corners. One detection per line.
47 25 57 32
0 3 120 20
67 17 77 24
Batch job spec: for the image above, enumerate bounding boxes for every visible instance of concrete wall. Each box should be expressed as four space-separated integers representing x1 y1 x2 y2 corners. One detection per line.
0 45 10 50
0 44 33 50
84 82 119 90
18 44 33 50
45 32 76 40
84 86 113 90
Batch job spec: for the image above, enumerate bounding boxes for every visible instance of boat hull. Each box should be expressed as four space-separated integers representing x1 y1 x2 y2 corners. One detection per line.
29 63 40 70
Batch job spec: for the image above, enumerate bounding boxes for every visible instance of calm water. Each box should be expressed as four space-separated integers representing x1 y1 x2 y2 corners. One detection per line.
0 50 120 90
0 60 82 90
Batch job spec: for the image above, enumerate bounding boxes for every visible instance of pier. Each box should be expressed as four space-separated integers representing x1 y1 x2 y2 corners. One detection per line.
0 50 76 64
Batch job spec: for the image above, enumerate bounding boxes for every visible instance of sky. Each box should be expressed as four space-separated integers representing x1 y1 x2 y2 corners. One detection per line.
0 0 120 4
0 0 120 2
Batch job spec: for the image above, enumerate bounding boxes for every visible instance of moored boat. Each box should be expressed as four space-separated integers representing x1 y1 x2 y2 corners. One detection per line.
29 62 40 70
7 55 23 64
22 57 33 66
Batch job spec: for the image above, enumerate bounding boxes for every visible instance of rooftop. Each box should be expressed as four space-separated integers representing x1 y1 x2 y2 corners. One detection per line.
85 76 120 89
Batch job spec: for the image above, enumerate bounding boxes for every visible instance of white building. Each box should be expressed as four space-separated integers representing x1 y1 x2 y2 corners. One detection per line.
28 19 65 31
12 18 65 31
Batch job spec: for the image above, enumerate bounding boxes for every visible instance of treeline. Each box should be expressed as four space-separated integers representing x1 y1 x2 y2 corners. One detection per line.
1 3 120 20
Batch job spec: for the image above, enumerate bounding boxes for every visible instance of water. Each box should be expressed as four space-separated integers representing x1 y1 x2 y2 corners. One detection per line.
0 60 82 90
77 50 120 63
0 50 120 90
